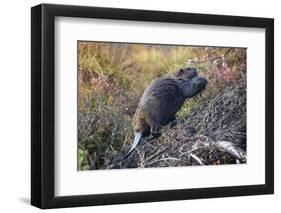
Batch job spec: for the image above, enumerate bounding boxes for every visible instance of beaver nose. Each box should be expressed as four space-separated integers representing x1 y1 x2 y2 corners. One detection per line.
187 69 198 78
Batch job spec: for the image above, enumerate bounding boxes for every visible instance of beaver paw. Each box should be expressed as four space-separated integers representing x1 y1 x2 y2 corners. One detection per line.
169 120 177 128
151 126 162 138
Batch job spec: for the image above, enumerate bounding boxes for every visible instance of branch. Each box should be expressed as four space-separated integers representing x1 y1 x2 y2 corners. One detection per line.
190 153 205 165
214 140 246 160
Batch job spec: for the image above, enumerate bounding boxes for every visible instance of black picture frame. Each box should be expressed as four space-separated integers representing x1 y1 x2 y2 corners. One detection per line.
31 3 274 209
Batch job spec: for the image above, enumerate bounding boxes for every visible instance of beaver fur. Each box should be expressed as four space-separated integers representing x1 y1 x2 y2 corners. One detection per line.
132 67 207 136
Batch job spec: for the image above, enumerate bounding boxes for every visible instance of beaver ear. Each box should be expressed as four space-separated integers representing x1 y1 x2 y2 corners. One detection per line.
176 68 184 77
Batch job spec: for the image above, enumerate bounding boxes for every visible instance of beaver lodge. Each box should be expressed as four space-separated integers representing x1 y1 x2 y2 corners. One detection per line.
105 80 247 169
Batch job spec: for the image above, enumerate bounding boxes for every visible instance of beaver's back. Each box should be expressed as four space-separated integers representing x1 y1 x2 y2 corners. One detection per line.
137 77 185 126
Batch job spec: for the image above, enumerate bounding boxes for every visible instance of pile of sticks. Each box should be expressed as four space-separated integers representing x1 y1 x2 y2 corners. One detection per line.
106 82 247 169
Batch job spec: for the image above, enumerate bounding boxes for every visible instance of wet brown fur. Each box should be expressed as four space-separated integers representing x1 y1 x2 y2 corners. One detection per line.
132 68 207 136
132 76 185 135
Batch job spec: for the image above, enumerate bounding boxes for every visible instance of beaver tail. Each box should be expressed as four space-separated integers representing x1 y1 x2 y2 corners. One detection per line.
121 132 142 160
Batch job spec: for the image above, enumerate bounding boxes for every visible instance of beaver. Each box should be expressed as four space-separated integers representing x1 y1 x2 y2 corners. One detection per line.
123 67 207 159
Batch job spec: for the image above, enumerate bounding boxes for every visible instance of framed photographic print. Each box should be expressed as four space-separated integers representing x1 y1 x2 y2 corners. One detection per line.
31 3 274 209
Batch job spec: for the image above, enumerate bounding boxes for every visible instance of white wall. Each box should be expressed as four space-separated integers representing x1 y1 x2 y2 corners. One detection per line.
0 0 279 212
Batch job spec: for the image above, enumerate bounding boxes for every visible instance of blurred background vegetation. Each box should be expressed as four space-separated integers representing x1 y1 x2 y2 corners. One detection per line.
77 41 246 170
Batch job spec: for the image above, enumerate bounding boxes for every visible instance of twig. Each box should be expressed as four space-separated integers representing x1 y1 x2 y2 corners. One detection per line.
136 148 145 168
179 147 210 156
190 153 205 165
109 145 115 152
86 151 95 168
146 157 180 166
